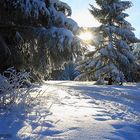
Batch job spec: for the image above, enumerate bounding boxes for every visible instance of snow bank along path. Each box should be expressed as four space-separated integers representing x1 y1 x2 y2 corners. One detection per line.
0 81 140 140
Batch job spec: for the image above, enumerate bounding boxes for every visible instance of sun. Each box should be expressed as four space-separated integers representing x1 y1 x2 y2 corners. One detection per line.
78 31 93 42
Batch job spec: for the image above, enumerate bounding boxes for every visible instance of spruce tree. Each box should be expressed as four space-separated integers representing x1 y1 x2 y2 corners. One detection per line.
76 0 140 84
0 0 82 80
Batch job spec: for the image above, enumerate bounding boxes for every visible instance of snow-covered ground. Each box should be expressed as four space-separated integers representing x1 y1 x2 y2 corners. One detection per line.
0 81 140 140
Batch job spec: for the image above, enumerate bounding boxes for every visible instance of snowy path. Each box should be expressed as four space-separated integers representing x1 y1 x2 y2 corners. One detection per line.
0 81 140 140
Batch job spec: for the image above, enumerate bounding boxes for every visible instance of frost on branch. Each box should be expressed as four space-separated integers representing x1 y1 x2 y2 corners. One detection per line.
0 68 30 109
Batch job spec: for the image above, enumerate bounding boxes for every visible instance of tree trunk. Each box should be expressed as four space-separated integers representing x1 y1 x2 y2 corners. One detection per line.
108 77 113 85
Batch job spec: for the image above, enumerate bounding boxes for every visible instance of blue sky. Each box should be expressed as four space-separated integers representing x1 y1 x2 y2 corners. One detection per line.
63 0 140 38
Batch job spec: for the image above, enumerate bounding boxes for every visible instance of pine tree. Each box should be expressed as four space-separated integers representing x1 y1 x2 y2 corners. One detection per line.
76 0 140 84
132 43 140 81
133 43 140 63
0 0 82 80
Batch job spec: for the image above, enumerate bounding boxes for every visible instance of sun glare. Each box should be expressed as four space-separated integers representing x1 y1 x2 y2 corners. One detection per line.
78 31 93 42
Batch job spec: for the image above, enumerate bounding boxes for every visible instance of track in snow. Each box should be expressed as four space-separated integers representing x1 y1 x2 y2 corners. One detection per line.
0 81 140 140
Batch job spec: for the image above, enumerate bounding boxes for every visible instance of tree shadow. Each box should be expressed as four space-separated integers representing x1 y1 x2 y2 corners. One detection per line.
0 103 30 139
104 122 140 140
61 83 140 122
0 99 63 140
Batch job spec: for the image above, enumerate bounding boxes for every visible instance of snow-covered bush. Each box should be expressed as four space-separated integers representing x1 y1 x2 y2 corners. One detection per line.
0 68 30 109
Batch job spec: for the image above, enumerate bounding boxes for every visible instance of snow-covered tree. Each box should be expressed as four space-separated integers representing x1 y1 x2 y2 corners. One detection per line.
49 62 80 80
131 43 140 81
133 43 140 62
76 0 140 84
0 0 82 79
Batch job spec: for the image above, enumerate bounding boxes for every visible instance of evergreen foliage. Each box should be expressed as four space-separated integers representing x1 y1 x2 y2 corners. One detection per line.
49 62 80 80
76 0 140 84
132 43 140 81
0 0 82 80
